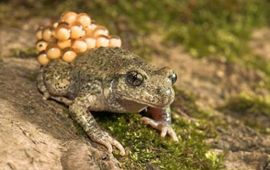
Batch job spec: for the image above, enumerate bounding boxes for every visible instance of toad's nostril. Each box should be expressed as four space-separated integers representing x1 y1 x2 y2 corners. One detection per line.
156 88 172 96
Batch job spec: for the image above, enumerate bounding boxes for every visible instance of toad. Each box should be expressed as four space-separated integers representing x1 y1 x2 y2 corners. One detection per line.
37 47 178 156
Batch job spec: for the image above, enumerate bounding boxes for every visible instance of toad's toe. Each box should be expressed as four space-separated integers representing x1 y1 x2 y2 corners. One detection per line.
91 132 126 156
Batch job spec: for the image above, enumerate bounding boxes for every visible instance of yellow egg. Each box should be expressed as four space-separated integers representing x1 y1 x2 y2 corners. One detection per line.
61 11 78 26
96 36 109 47
36 40 48 52
36 11 124 64
53 22 59 28
72 39 88 53
55 23 71 41
46 45 62 59
77 13 91 27
70 25 85 39
62 49 77 63
84 37 96 49
42 27 54 42
93 26 109 38
36 29 43 40
37 53 50 65
57 39 72 49
109 36 122 48
85 24 97 37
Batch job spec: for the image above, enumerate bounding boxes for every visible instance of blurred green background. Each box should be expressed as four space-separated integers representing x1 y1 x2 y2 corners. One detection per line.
1 0 269 59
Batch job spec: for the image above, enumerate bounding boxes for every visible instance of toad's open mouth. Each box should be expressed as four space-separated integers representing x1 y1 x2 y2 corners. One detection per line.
141 106 172 123
119 99 169 122
118 98 166 113
140 107 165 118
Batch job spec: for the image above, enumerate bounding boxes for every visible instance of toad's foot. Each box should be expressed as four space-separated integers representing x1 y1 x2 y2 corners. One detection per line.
141 117 179 142
90 131 126 156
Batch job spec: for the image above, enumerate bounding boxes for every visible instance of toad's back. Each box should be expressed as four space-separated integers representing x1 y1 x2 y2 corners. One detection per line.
73 47 147 76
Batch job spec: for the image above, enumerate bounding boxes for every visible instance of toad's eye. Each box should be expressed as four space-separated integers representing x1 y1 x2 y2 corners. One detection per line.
126 71 144 86
169 72 177 84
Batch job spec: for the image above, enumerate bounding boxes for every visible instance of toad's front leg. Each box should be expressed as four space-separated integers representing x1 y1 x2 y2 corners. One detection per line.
69 95 125 156
141 107 178 142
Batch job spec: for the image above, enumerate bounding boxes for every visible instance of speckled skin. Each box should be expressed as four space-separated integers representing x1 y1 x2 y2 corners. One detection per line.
37 47 178 155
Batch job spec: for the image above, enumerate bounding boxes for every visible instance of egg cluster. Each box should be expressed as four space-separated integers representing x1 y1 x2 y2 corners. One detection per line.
36 11 122 65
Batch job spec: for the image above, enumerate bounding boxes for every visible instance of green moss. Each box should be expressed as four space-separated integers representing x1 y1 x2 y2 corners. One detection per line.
95 113 222 170
11 48 37 58
94 89 223 169
246 55 270 91
222 93 270 117
220 93 270 133
163 0 270 59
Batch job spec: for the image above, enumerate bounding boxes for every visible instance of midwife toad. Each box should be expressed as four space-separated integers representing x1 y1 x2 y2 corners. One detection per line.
37 47 178 155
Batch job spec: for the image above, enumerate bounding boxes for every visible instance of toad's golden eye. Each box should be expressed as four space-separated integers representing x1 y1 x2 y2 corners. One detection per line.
126 71 144 87
169 72 177 84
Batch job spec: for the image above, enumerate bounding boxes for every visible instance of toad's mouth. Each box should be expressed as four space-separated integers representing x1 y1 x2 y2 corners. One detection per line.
117 99 169 121
118 98 167 113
